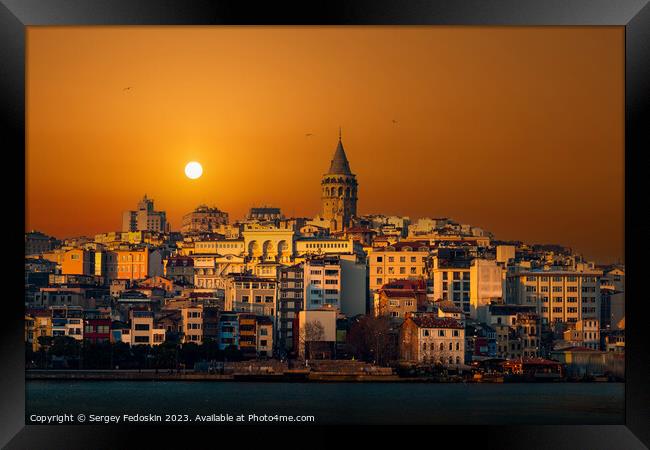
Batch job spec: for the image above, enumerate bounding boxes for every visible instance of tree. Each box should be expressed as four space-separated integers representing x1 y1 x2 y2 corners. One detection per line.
299 320 326 359
179 342 201 368
81 342 112 369
50 336 81 358
224 344 243 362
111 342 132 369
151 342 178 369
202 337 223 362
347 315 395 365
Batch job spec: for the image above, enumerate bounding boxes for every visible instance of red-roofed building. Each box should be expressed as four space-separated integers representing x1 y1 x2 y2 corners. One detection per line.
400 313 465 367
374 278 429 321
374 289 418 322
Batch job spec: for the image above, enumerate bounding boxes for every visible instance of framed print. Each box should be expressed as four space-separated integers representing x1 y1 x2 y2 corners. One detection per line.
2 0 648 448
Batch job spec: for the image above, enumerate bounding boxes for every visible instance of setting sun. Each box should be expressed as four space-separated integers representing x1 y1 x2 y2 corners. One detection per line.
184 161 203 180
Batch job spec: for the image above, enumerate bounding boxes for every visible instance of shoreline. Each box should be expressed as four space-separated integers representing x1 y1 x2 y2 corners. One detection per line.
25 370 620 383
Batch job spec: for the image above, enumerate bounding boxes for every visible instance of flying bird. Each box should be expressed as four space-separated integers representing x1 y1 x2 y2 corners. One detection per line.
123 87 133 92
392 119 398 124
305 133 313 137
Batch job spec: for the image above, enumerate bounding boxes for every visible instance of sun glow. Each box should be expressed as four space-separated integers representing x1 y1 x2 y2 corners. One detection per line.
184 161 203 179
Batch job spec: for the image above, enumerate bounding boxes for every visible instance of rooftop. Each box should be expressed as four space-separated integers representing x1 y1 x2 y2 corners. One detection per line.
382 279 427 291
410 315 463 329
434 300 463 313
327 136 353 175
382 289 417 299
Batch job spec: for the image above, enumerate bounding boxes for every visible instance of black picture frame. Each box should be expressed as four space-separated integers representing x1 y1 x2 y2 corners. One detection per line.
2 1 648 448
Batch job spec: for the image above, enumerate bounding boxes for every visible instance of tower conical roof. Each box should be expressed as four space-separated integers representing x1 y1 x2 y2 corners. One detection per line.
327 137 353 175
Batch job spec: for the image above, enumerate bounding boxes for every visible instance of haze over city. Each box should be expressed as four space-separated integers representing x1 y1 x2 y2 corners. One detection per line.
26 26 623 263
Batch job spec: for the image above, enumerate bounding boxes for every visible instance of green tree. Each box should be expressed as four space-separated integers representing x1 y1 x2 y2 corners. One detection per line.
50 336 81 358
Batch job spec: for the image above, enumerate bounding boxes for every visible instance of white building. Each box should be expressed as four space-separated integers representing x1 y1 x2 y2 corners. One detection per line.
122 195 169 233
469 259 505 321
193 254 247 289
241 224 294 263
191 239 245 256
431 256 471 314
295 238 354 257
181 305 203 344
127 310 166 346
304 256 341 311
224 275 277 318
297 309 337 359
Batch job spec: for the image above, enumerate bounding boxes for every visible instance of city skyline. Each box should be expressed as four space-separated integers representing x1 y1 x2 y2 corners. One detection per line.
26 26 624 263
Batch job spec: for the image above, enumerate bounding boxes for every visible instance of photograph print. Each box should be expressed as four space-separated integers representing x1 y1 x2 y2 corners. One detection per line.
24 25 625 426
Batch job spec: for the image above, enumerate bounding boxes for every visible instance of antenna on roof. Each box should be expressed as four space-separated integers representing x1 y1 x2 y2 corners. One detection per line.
338 126 342 141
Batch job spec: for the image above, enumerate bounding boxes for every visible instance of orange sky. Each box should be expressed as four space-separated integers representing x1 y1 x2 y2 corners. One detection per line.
26 26 624 263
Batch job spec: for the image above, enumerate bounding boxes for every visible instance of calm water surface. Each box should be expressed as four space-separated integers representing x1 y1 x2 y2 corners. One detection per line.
26 381 624 425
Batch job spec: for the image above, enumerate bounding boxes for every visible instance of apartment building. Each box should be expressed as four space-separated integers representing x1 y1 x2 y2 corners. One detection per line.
559 319 601 350
218 312 239 351
25 309 52 351
431 256 471 314
181 305 203 344
122 195 168 233
61 249 95 276
256 316 273 357
114 248 164 281
469 258 505 321
485 305 542 359
224 275 277 318
51 306 84 341
373 287 418 322
278 263 304 353
369 242 430 292
124 310 166 346
83 309 111 345
163 256 194 284
304 256 341 311
506 267 602 325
